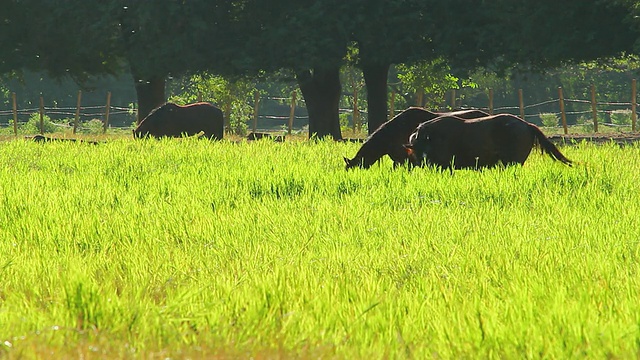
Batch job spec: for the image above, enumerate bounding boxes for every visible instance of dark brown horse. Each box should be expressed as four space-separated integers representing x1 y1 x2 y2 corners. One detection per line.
343 107 489 169
404 114 572 170
133 102 224 139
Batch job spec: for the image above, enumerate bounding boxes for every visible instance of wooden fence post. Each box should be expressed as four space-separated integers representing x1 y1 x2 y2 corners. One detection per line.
389 91 395 120
12 92 18 136
416 89 424 108
558 87 568 134
632 79 637 132
73 90 82 134
450 89 456 109
39 96 44 134
351 87 359 133
224 101 231 132
103 91 112 133
288 90 297 135
252 90 260 133
518 89 525 120
590 84 598 133
488 88 494 115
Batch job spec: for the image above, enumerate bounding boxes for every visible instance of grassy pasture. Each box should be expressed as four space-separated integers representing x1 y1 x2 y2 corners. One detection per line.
0 137 639 359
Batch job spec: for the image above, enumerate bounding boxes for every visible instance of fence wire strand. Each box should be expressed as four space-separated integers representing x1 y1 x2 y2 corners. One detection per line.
2 89 639 132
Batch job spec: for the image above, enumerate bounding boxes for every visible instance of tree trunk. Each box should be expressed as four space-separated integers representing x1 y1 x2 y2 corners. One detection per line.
362 62 390 135
297 67 342 140
134 75 166 123
120 6 166 124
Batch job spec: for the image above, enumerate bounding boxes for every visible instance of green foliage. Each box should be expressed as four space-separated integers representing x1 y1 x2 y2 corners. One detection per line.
578 116 595 132
610 109 632 125
339 112 351 133
340 64 366 116
19 113 61 134
0 81 9 108
430 0 638 74
0 114 109 136
78 119 106 135
227 102 249 136
1 139 640 358
0 1 123 78
396 59 466 109
539 113 559 128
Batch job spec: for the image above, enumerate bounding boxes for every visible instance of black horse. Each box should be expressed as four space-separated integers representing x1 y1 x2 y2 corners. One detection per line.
404 114 572 170
133 102 224 140
344 107 489 169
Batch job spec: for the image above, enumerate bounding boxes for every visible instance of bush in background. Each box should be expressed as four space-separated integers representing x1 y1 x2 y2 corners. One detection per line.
78 119 105 135
577 116 595 132
11 113 64 134
610 109 632 126
539 113 559 128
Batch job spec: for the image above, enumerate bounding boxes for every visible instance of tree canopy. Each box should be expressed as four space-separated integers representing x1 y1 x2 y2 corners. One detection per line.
0 1 122 80
427 0 638 75
1 0 638 137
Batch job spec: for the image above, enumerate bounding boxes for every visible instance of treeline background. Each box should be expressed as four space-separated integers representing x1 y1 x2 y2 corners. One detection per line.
2 60 638 134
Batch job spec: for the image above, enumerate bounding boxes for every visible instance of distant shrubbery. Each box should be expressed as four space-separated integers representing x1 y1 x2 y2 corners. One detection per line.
610 109 632 126
539 113 559 128
0 113 110 135
1 113 64 135
78 119 105 135
579 117 595 132
25 113 63 133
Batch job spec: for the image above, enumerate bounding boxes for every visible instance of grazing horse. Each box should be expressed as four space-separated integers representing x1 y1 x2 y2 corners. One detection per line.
133 102 224 140
343 107 489 169
404 114 572 170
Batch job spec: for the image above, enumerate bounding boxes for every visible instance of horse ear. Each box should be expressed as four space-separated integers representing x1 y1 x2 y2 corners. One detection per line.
403 144 414 156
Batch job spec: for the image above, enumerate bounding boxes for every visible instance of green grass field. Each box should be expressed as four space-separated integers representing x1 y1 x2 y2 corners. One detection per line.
0 137 639 359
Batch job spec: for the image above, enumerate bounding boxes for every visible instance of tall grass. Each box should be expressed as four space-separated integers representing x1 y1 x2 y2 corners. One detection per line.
0 138 639 358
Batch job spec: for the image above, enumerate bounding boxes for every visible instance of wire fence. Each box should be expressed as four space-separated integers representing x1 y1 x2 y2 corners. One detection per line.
492 99 632 119
439 82 639 134
1 82 638 136
474 100 635 128
0 104 136 133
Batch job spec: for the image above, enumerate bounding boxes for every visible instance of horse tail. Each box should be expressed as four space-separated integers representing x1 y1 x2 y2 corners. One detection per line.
530 125 573 166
